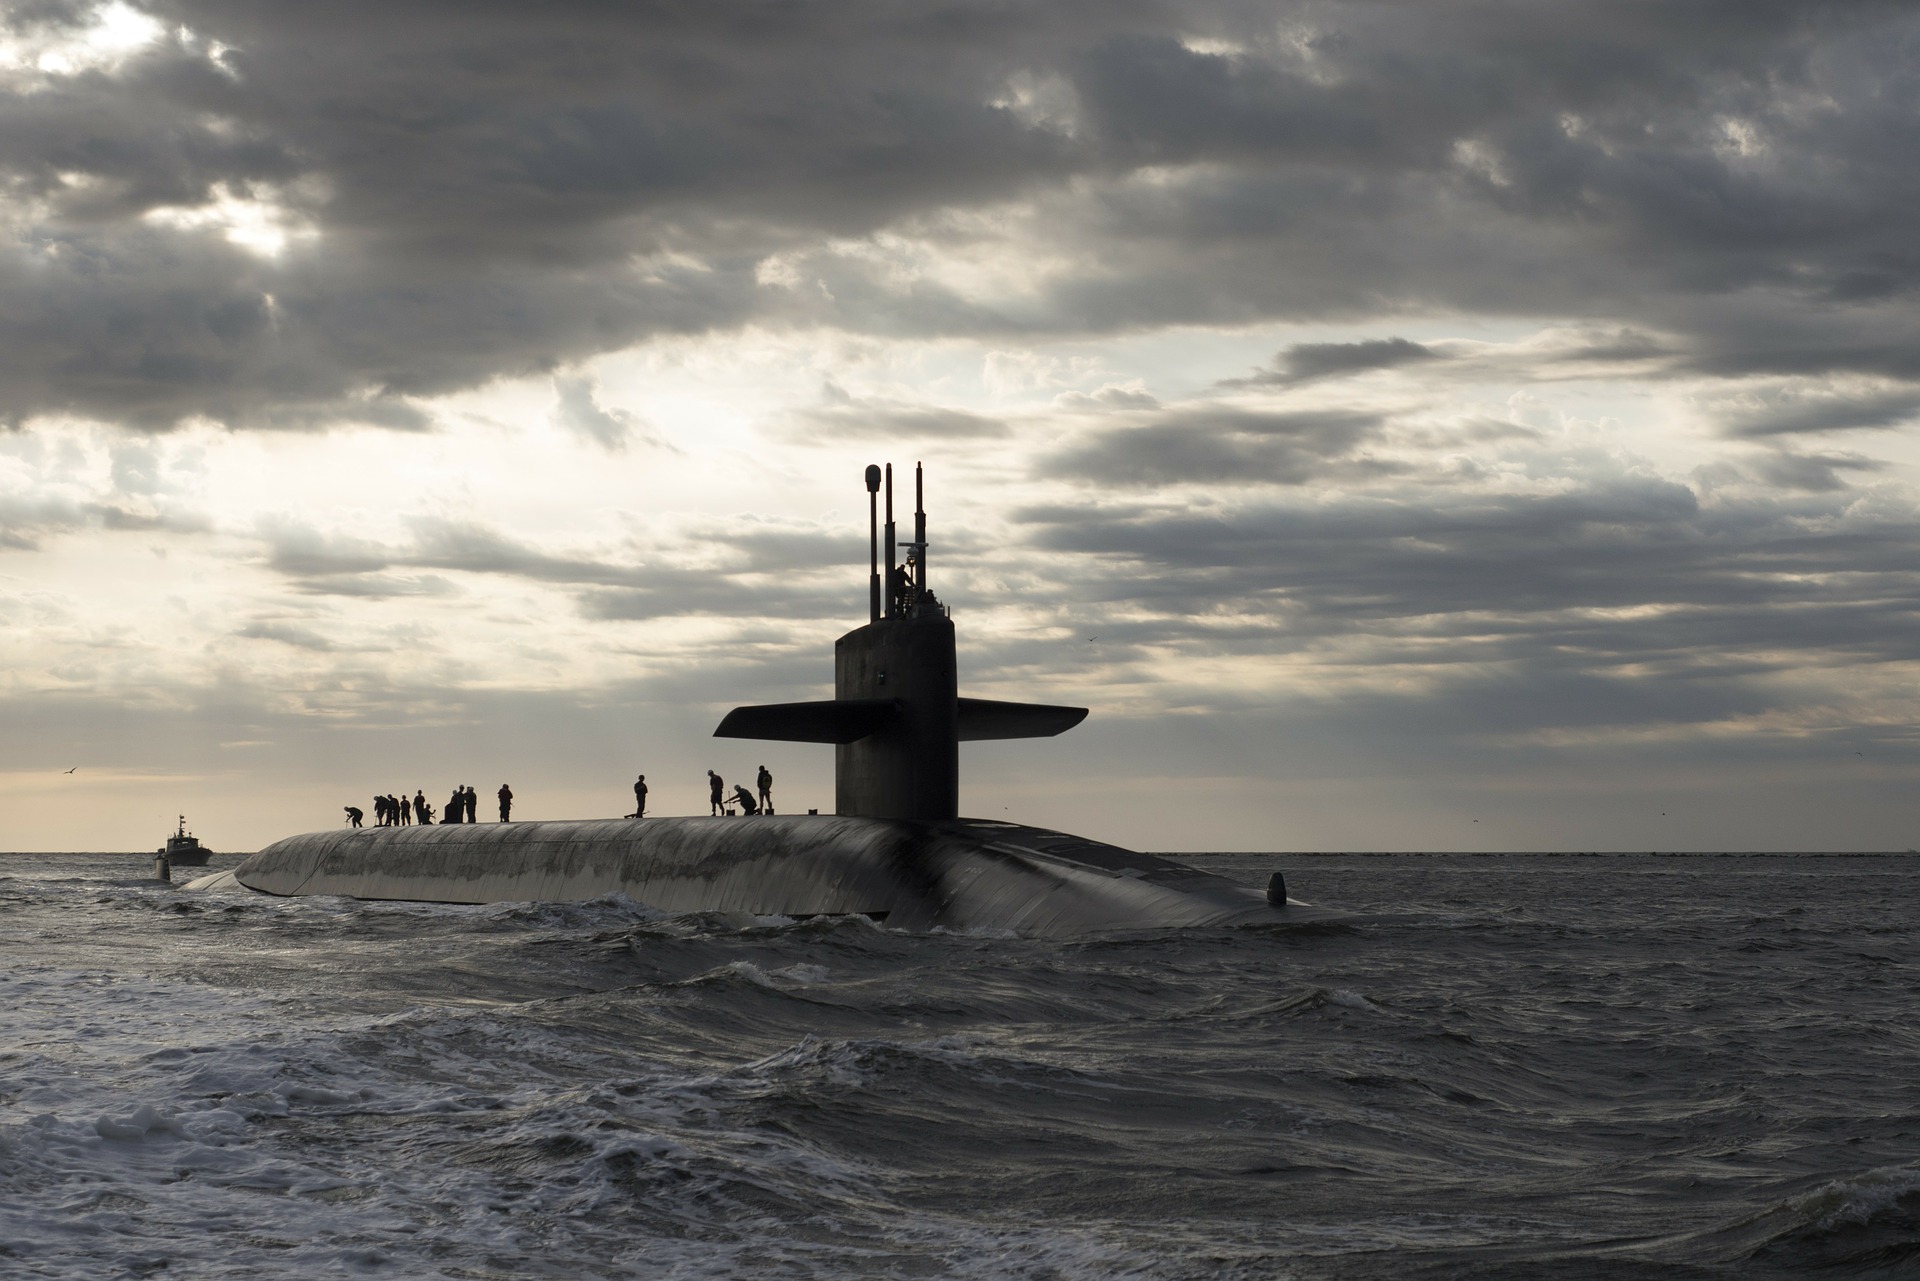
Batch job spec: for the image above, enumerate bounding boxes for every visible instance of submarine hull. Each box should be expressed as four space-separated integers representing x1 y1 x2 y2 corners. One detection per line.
216 816 1324 935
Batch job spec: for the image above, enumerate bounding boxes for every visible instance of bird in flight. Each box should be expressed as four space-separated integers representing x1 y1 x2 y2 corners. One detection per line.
62 766 77 774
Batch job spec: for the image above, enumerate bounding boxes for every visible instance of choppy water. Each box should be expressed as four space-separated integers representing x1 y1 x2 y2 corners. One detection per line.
1 852 1916 1279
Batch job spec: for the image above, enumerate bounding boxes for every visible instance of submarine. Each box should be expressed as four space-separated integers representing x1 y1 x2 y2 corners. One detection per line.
192 464 1327 935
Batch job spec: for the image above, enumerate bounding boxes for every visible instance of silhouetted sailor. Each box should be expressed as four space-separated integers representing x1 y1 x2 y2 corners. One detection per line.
757 765 774 815
732 783 759 815
373 795 388 826
447 788 465 824
632 774 648 819
497 783 513 822
708 770 725 816
397 793 410 825
344 806 363 828
465 786 478 823
413 790 428 825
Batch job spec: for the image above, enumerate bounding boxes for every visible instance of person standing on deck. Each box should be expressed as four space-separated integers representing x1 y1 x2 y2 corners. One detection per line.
756 765 774 815
707 770 725 816
632 774 648 819
497 783 513 822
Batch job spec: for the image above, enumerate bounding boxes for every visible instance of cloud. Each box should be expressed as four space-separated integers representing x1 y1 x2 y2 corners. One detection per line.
549 373 676 453
1749 449 1886 493
0 2 1910 433
1040 407 1388 486
286 573 457 600
1012 468 1920 702
1228 337 1442 387
1710 382 1920 438
1052 384 1160 411
0 490 208 548
235 618 338 651
798 381 1008 440
256 512 864 624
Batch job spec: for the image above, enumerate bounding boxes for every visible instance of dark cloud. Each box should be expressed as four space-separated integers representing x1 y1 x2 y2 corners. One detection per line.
1009 473 1920 715
1040 407 1388 486
1716 385 1920 438
1229 337 1441 387
0 2 1914 429
1749 449 1886 493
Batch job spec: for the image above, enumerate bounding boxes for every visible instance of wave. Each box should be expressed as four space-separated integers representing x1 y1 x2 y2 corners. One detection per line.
1728 1164 1920 1272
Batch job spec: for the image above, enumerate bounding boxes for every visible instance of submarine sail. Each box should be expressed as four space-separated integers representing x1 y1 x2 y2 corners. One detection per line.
715 461 1086 821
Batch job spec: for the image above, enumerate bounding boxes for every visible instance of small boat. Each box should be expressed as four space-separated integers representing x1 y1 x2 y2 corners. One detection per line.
159 815 211 867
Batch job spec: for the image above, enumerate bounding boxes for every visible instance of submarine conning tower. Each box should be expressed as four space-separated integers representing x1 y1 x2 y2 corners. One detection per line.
715 463 1087 820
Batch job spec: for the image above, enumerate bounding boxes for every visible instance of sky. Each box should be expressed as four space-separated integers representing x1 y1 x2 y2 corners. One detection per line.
3 0 1919 852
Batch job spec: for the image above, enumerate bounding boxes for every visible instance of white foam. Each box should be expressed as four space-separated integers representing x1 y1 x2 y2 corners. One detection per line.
1784 1162 1920 1231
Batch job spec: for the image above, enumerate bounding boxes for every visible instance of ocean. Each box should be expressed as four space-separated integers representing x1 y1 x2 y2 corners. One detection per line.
1 851 1915 1279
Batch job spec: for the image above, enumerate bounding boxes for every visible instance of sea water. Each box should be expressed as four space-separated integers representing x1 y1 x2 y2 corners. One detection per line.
0 852 1915 1279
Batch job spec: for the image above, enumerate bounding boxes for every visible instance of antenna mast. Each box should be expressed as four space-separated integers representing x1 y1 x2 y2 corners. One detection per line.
883 464 896 618
911 461 927 604
865 464 882 622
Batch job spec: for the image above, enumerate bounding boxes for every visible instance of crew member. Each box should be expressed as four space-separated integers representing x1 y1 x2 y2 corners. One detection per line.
497 783 513 822
344 806 363 828
756 765 774 815
732 783 759 816
707 770 725 816
632 774 648 819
